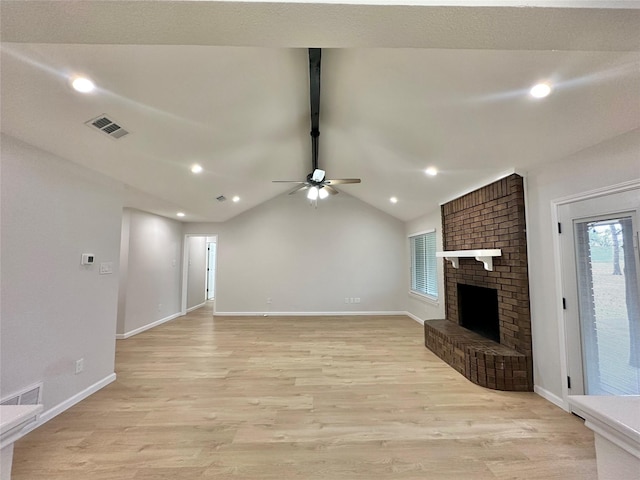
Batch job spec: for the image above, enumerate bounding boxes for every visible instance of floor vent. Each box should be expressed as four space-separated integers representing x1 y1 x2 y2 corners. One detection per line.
85 114 130 139
0 383 43 406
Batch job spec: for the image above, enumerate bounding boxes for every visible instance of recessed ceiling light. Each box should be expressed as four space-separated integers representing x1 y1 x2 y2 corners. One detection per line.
190 164 203 174
232 196 240 203
71 76 95 93
425 167 438 176
176 212 185 217
529 83 552 99
390 197 398 204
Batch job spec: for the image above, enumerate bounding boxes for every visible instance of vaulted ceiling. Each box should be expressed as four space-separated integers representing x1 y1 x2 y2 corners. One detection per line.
2 1 639 222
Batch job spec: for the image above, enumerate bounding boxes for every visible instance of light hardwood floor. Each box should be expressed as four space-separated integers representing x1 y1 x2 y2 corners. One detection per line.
12 303 596 479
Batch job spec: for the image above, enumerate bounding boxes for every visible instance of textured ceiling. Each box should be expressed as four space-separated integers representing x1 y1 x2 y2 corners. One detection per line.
1 1 639 222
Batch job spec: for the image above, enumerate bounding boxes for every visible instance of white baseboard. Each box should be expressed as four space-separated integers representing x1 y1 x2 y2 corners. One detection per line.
404 311 424 325
23 373 116 435
534 385 568 411
213 311 408 317
186 302 206 313
116 312 182 339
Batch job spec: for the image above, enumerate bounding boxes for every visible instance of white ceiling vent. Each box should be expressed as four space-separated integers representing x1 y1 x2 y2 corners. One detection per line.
85 114 130 139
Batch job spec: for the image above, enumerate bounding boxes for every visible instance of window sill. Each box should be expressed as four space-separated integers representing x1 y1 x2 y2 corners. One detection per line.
408 291 439 306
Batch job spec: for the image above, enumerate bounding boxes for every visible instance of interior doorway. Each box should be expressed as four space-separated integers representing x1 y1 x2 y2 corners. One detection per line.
559 186 640 397
181 233 218 315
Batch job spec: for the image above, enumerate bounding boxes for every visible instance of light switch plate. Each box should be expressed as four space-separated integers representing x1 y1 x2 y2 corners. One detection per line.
99 262 113 275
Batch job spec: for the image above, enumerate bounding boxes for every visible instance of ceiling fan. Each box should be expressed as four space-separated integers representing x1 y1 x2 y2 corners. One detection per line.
273 48 361 202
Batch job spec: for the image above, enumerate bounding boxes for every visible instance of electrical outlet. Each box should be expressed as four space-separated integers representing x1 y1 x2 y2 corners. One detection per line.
267 297 272 304
158 303 162 312
345 297 349 304
75 358 84 374
355 297 361 304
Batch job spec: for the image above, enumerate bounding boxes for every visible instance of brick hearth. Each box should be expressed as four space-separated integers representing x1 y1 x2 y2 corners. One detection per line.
424 174 533 391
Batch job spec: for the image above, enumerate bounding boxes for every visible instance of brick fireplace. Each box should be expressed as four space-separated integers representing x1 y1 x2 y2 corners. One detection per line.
424 174 533 391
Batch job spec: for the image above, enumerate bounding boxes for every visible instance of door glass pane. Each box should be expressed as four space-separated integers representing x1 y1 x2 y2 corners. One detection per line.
574 216 640 395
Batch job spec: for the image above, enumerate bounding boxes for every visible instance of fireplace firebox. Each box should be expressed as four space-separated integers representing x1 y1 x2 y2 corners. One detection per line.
457 284 500 343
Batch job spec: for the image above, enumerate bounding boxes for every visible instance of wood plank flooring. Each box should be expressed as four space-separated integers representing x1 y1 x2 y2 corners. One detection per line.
12 303 596 479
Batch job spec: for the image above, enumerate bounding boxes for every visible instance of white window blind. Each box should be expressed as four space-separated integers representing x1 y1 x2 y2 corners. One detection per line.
410 230 438 298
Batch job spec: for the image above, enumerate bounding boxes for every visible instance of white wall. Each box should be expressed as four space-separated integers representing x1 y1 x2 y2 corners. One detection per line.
526 128 640 405
186 236 207 310
0 134 123 413
405 209 446 323
185 192 406 314
118 208 183 336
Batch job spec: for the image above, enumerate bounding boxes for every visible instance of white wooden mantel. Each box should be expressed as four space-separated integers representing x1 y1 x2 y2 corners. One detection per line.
436 249 502 271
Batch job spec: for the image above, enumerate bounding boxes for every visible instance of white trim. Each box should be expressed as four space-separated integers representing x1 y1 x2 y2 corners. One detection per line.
550 198 571 405
21 373 116 436
408 228 435 238
534 385 568 411
404 311 425 325
553 179 640 206
186 302 206 313
115 312 182 339
213 311 409 317
408 290 439 305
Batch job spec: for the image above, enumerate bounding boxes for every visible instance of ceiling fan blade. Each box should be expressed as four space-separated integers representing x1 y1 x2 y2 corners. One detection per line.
288 184 310 195
323 185 339 195
325 178 361 185
272 180 306 183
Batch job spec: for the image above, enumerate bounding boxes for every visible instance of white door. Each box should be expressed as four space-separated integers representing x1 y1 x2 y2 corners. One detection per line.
560 187 640 396
206 242 216 300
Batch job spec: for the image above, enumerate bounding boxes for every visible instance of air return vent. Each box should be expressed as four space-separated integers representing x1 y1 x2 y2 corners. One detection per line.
0 382 43 406
85 114 130 139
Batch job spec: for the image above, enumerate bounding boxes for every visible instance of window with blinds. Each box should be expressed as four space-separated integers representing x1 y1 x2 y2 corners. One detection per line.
410 230 438 299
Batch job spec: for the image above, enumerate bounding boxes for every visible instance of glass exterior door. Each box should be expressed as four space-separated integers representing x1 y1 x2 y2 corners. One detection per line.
573 215 640 395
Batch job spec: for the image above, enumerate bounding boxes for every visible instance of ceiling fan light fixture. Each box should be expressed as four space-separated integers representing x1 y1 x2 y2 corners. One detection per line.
318 187 329 200
307 186 319 200
312 169 326 182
